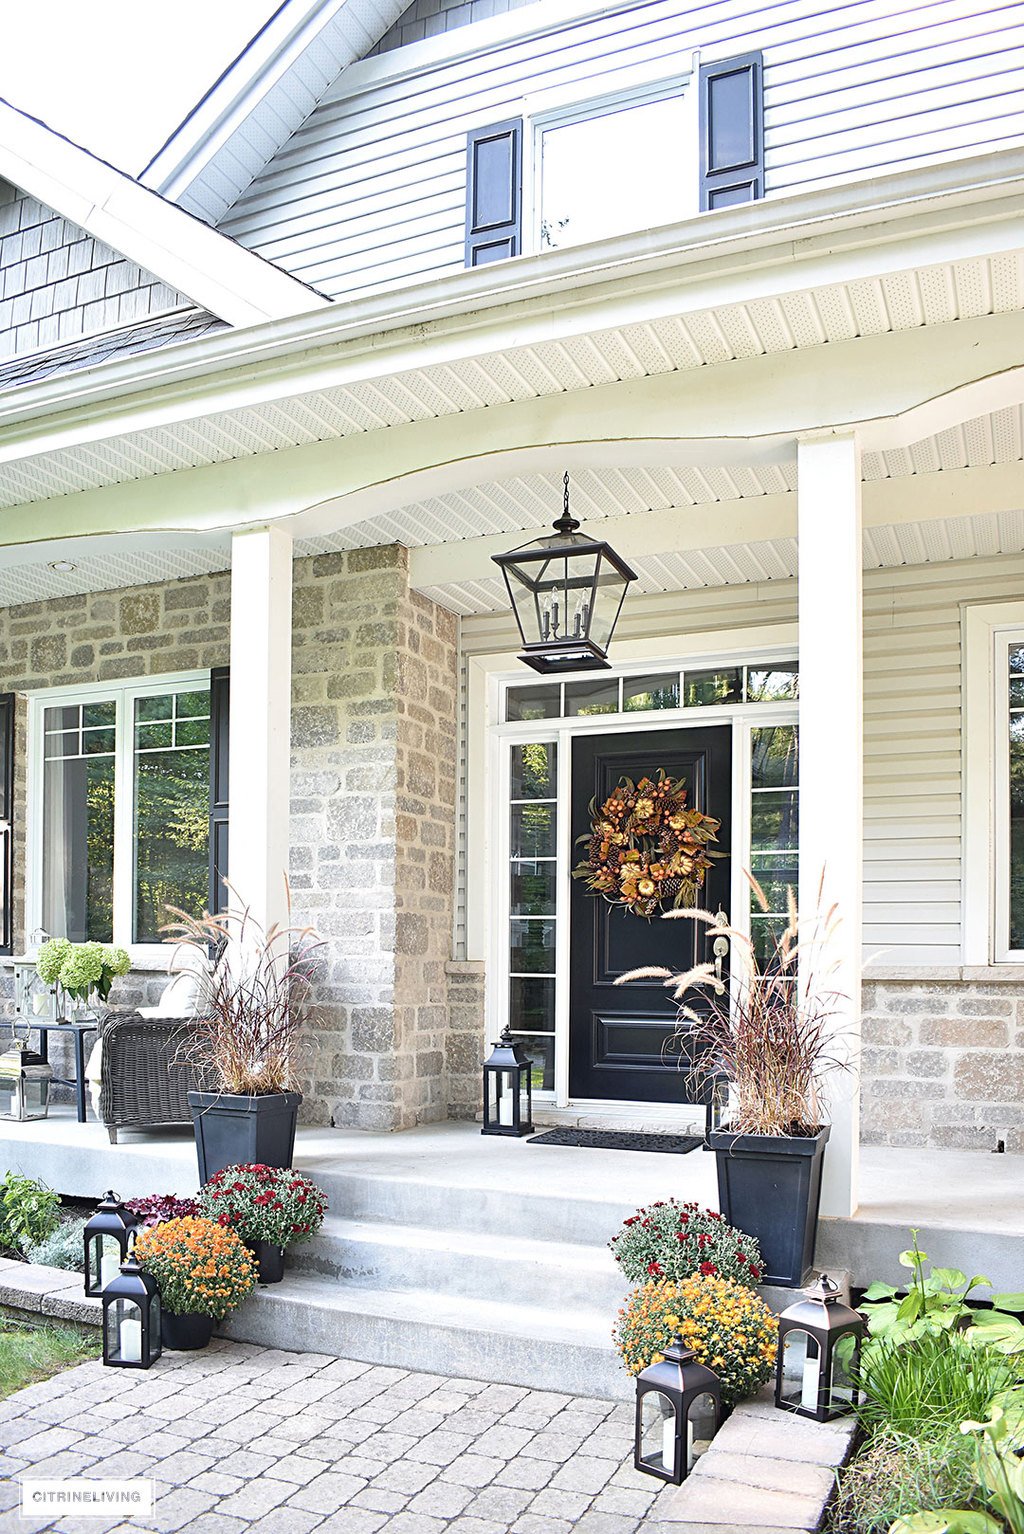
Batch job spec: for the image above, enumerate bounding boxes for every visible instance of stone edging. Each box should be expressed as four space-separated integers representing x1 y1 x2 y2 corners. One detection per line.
0 1255 101 1325
646 1385 857 1532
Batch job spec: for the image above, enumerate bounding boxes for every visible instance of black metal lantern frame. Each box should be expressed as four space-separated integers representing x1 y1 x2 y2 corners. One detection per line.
101 1240 161 1370
491 474 637 674
635 1336 722 1484
481 1026 533 1137
84 1190 140 1298
775 1273 866 1422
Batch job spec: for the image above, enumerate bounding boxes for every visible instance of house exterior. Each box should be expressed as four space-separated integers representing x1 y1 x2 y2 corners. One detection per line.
1 0 1023 1224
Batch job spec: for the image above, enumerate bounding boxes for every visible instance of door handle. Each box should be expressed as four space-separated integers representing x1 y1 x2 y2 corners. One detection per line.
711 909 729 982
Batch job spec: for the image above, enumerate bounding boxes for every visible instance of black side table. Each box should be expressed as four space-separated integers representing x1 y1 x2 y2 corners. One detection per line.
30 1020 98 1123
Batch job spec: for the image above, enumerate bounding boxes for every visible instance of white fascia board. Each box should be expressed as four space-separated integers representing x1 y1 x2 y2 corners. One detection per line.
0 102 327 326
0 145 1022 448
143 0 409 219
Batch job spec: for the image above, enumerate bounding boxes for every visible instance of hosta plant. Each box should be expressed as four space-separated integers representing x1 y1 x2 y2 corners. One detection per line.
198 1164 327 1249
134 1215 256 1320
613 1273 777 1406
859 1231 1024 1346
609 1200 763 1287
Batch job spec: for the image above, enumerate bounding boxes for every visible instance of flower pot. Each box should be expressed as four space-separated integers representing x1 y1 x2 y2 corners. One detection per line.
707 1125 830 1288
188 1090 302 1183
249 1240 286 1285
161 1309 215 1350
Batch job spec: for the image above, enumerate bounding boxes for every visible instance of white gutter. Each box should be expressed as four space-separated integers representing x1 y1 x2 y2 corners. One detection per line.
0 147 1022 452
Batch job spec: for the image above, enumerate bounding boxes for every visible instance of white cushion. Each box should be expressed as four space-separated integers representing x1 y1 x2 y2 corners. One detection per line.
86 1037 103 1117
137 968 200 1019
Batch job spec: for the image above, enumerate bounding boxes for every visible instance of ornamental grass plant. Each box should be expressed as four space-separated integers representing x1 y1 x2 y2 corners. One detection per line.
610 1200 764 1287
827 1424 982 1534
614 1273 777 1405
617 874 847 1136
198 1164 327 1249
134 1215 256 1320
163 884 322 1096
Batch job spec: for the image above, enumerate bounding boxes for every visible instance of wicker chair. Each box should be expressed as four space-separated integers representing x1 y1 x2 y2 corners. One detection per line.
98 1011 214 1144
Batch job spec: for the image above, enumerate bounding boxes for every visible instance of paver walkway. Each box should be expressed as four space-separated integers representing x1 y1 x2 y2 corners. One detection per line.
0 1340 663 1534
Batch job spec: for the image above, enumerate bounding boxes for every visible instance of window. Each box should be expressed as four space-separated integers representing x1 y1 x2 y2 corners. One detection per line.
537 92 691 251
504 660 797 723
749 724 799 966
1008 641 1024 952
507 741 558 1090
32 677 211 951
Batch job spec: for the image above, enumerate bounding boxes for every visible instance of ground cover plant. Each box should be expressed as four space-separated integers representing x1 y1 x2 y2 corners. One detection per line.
24 1217 87 1272
610 1199 764 1286
0 1317 96 1398
0 1172 61 1257
614 1272 777 1405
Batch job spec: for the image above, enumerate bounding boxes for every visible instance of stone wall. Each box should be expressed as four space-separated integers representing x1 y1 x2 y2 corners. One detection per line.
446 960 485 1119
862 974 1024 1152
0 553 462 1130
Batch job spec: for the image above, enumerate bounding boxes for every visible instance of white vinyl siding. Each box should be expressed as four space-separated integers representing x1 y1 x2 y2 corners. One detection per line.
455 552 1024 967
220 0 1024 302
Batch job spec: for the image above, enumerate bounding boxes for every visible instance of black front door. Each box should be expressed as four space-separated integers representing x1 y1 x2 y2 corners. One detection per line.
568 725 732 1102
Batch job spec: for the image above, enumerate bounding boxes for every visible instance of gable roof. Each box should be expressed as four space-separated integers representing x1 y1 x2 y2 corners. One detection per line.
0 97 327 326
140 0 411 226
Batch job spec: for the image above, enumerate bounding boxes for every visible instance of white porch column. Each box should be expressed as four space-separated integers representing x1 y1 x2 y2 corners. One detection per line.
797 433 863 1220
228 524 293 935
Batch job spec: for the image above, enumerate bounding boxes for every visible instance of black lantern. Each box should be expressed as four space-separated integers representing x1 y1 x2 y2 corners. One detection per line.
775 1272 866 1421
491 474 637 673
481 1026 533 1136
101 1237 161 1369
635 1335 721 1483
84 1191 139 1297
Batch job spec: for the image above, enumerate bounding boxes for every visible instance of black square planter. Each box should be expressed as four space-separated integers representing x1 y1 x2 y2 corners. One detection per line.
188 1090 302 1183
707 1125 830 1288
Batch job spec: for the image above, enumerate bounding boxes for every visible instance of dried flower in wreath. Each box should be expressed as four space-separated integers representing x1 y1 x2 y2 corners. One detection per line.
572 770 723 918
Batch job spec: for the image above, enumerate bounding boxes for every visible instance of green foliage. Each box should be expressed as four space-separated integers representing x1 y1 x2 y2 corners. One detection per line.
0 1318 96 1399
609 1199 764 1287
35 939 130 1002
0 1172 61 1255
889 1407 1024 1534
855 1331 1016 1439
828 1426 981 1534
25 1217 87 1272
861 1232 1024 1347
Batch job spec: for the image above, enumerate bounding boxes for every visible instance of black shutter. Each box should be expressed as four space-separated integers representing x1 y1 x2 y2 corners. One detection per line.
699 52 764 211
465 119 522 267
0 694 13 956
208 667 229 916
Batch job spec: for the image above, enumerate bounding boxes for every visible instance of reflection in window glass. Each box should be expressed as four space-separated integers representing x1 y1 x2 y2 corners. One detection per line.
42 702 116 941
509 743 557 1087
511 742 555 799
623 674 680 711
747 664 799 702
510 976 555 1033
134 690 211 944
540 93 690 251
510 918 556 973
565 678 619 716
1010 644 1024 948
752 726 799 789
684 668 742 707
511 863 556 916
751 726 799 967
511 801 556 859
506 685 560 721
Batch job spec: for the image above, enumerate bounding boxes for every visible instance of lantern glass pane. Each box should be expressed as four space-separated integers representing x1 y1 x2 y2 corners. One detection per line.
510 1033 553 1090
587 557 627 651
507 565 545 648
687 1392 717 1471
830 1335 858 1408
90 1234 125 1291
106 1298 145 1364
0 1080 16 1117
780 1328 820 1412
23 1078 49 1116
487 1067 521 1129
639 1390 677 1474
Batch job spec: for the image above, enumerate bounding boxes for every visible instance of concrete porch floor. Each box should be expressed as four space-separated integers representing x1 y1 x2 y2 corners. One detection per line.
3 1109 1022 1290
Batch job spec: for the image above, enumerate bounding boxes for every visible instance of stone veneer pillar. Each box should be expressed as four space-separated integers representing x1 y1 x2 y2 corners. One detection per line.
289 545 459 1130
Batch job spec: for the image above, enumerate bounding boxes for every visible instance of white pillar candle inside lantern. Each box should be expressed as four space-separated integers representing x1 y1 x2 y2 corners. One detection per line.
100 1245 121 1290
119 1315 143 1363
801 1341 820 1411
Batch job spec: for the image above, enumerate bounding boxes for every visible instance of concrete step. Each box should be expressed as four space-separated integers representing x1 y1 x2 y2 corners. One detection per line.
222 1272 630 1400
287 1215 632 1312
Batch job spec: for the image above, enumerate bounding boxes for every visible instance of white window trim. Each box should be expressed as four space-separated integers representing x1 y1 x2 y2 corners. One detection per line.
962 599 1024 965
25 671 211 969
468 625 798 1108
523 63 697 257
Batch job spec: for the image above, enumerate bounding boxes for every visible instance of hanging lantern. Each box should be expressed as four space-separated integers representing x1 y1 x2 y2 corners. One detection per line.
481 1027 533 1137
635 1336 721 1483
0 1036 53 1120
84 1191 140 1298
491 473 637 674
775 1273 866 1421
101 1236 161 1370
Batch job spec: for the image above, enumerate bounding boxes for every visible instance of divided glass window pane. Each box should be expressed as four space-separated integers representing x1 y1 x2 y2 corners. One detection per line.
623 674 680 711
506 684 560 721
751 725 799 965
133 689 211 945
684 668 741 707
565 678 618 716
509 742 557 1089
42 701 116 942
1010 644 1024 948
746 664 799 702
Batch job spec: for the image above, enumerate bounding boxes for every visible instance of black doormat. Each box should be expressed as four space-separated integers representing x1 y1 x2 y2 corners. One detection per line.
527 1127 702 1154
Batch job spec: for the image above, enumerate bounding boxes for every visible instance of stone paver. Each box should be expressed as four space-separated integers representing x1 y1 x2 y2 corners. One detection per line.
0 1341 664 1534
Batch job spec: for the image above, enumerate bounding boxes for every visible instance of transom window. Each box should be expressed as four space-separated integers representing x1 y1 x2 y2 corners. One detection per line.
31 676 211 952
536 90 691 252
1008 640 1024 951
504 662 798 722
